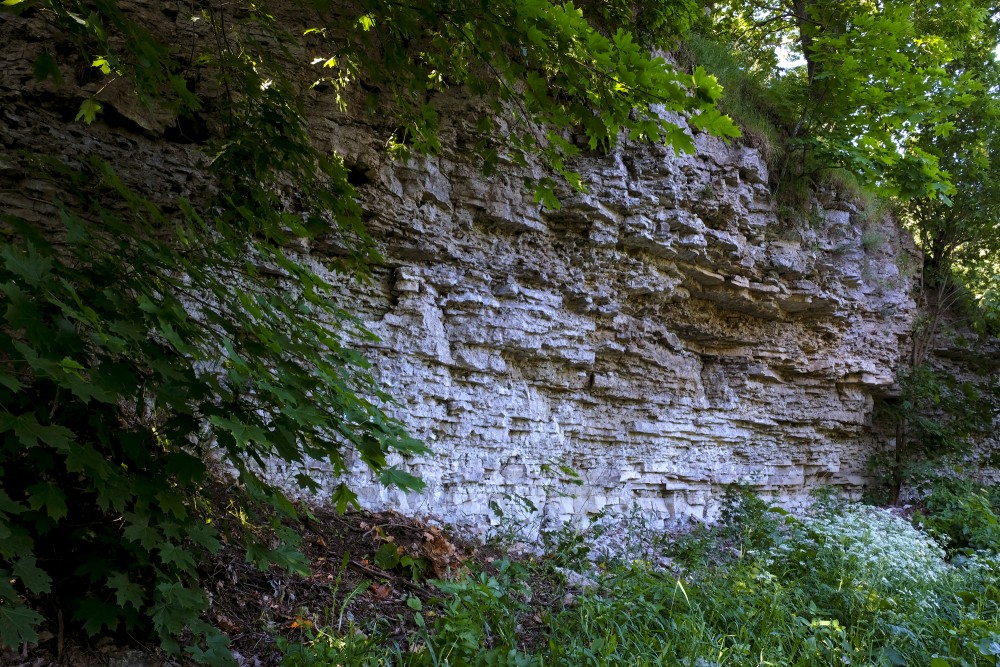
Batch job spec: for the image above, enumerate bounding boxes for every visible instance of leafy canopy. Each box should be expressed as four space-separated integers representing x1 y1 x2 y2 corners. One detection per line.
707 0 995 199
897 5 1000 327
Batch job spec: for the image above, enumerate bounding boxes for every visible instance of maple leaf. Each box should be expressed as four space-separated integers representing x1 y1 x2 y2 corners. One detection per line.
0 602 44 648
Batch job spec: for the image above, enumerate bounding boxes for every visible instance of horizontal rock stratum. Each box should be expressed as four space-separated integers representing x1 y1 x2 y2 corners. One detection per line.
1 6 925 530
270 93 921 528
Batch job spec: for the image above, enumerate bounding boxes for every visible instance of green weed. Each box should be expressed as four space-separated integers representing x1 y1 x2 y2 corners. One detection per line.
283 489 1000 667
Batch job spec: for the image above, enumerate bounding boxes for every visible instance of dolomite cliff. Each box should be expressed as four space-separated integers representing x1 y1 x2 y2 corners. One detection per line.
276 100 920 527
2 8 924 529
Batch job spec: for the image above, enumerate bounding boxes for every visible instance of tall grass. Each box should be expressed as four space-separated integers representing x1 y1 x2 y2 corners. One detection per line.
680 34 788 170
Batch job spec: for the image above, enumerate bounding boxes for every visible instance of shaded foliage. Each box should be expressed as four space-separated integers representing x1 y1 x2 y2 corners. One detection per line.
874 363 999 503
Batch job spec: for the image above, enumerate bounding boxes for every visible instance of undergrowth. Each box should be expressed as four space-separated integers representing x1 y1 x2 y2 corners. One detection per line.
282 486 1000 667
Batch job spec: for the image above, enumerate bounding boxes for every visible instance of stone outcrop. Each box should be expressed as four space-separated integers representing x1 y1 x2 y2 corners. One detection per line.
1 7 926 530
269 95 920 528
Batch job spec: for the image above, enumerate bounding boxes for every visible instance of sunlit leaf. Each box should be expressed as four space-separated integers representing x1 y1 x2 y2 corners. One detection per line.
74 98 102 124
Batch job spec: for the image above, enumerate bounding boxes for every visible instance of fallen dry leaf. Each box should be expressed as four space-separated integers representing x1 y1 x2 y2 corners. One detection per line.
370 583 393 600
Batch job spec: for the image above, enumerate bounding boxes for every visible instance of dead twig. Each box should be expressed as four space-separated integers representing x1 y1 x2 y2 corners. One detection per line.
347 559 424 593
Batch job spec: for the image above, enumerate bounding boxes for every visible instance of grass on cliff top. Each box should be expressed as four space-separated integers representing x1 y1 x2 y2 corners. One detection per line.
8 484 1000 667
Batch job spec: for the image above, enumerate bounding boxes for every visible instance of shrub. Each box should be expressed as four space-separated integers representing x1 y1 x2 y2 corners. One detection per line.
277 493 1000 667
917 481 1000 554
776 504 947 614
0 175 423 660
717 484 783 559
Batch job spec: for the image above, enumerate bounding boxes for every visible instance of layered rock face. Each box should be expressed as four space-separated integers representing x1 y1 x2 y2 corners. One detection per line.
271 98 919 528
1 6 920 528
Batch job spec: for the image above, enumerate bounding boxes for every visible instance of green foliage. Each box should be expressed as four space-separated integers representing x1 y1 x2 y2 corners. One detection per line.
917 480 1000 555
282 494 1000 666
409 561 536 667
373 542 430 582
857 1 1000 499
547 561 705 665
978 282 1000 334
874 364 999 498
680 33 786 165
777 503 948 620
281 623 399 667
717 484 783 558
573 0 703 48
794 2 969 199
300 0 737 206
700 0 1000 362
707 0 997 199
897 6 1000 315
1 0 418 655
0 156 424 657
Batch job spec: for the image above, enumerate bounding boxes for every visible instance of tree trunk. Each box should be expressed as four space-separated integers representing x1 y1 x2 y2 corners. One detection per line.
792 0 818 86
892 418 905 505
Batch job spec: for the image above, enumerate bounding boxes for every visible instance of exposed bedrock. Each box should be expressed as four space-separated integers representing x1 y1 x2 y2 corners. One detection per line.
274 97 920 528
0 7 920 527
